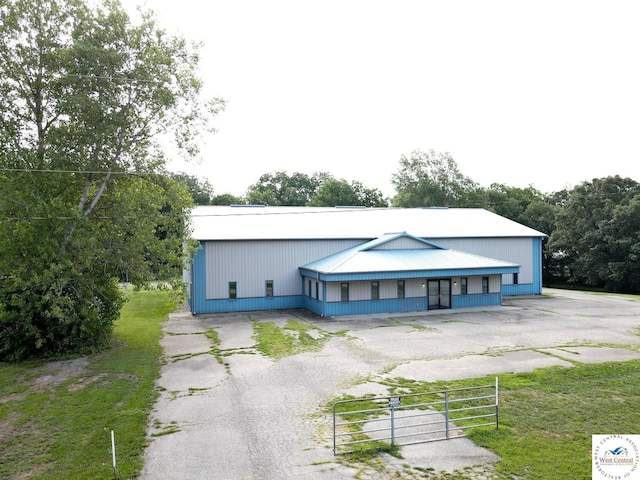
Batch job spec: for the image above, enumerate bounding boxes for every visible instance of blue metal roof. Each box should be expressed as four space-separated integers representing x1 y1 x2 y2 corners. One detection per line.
299 232 520 280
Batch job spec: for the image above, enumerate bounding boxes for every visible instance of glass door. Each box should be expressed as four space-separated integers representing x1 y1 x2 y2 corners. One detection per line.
427 279 451 310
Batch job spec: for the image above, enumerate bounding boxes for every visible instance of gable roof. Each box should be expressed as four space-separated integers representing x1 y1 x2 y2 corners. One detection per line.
299 232 520 280
190 206 547 241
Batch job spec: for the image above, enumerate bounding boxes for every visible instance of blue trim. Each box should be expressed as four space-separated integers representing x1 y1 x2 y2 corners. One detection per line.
532 237 543 294
196 295 305 314
304 267 518 282
322 298 428 316
452 292 502 308
503 283 540 296
189 244 207 314
317 292 504 316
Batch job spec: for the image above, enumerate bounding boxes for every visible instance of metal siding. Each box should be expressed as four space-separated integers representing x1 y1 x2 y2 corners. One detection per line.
190 246 208 314
380 280 397 299
324 298 428 316
350 281 370 301
405 278 424 297
321 291 504 316
452 292 502 308
532 237 543 294
436 238 533 284
460 275 501 295
204 239 361 300
195 295 305 314
189 226 541 316
325 279 427 302
326 282 341 302
372 237 434 250
301 276 323 301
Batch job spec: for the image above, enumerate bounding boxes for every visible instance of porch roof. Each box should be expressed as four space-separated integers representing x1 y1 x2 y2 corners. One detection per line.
299 233 520 280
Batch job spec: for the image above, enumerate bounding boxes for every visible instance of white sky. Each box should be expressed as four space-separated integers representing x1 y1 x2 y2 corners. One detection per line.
127 0 640 198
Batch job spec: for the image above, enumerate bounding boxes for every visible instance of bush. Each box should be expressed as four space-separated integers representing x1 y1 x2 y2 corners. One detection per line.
0 262 124 362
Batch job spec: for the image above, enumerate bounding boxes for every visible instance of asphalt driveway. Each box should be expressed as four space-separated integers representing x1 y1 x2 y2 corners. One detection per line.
141 289 640 479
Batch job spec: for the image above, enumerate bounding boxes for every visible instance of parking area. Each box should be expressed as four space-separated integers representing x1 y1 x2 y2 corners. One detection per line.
141 289 640 479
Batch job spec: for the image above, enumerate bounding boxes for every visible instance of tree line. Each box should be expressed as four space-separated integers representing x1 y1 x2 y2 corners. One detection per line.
178 149 640 295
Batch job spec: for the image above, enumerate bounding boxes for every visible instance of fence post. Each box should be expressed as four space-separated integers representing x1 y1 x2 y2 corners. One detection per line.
445 391 449 439
389 396 400 446
495 376 499 429
390 404 395 446
333 403 337 455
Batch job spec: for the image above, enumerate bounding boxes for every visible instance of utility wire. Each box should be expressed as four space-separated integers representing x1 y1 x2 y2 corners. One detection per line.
0 167 160 176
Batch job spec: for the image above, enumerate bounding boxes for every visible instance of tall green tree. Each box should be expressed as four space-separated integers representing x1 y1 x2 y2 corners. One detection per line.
245 171 330 205
211 193 245 205
0 0 223 360
548 176 640 291
169 172 216 205
604 195 640 292
391 150 478 207
308 177 387 207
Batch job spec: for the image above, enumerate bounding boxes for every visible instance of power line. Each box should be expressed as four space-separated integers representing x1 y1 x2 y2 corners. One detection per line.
0 167 161 176
0 207 397 222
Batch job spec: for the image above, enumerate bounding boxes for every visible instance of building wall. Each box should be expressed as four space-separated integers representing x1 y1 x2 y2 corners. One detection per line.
189 236 542 315
301 275 504 316
435 237 533 283
435 237 543 295
204 239 362 299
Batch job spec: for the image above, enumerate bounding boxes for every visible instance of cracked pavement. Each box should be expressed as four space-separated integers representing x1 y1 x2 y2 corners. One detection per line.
141 289 640 479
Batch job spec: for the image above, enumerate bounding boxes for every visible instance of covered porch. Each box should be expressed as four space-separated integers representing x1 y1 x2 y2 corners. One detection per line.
299 232 519 317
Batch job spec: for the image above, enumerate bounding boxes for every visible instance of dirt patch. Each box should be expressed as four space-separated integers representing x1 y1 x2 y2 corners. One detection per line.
68 373 108 391
32 357 89 387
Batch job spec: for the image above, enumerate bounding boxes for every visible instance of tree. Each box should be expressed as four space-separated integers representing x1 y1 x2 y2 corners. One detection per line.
0 0 223 360
245 171 330 205
477 184 546 224
308 178 388 207
169 172 216 205
391 150 478 207
211 193 245 205
604 195 640 292
548 176 640 291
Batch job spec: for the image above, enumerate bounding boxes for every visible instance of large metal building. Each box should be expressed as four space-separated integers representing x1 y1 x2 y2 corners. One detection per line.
186 206 546 316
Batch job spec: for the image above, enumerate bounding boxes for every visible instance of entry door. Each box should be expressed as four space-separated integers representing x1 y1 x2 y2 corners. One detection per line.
428 279 451 309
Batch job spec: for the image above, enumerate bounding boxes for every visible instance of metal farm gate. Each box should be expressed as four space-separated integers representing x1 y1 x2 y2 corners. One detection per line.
333 379 498 455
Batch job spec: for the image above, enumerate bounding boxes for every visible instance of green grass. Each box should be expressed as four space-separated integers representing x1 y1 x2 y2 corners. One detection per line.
377 360 640 479
0 289 176 480
252 318 333 359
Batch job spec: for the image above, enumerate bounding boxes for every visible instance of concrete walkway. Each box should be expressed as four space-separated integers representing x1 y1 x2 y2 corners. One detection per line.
141 289 640 479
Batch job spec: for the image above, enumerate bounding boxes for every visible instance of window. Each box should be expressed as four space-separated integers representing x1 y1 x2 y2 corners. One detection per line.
482 277 489 294
460 277 468 295
315 282 319 300
397 280 405 299
229 281 237 299
266 280 273 297
513 273 519 285
341 283 349 302
371 281 379 300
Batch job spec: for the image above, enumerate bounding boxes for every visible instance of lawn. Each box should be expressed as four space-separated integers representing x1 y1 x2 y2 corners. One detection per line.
376 359 640 479
0 289 175 480
1 295 639 479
